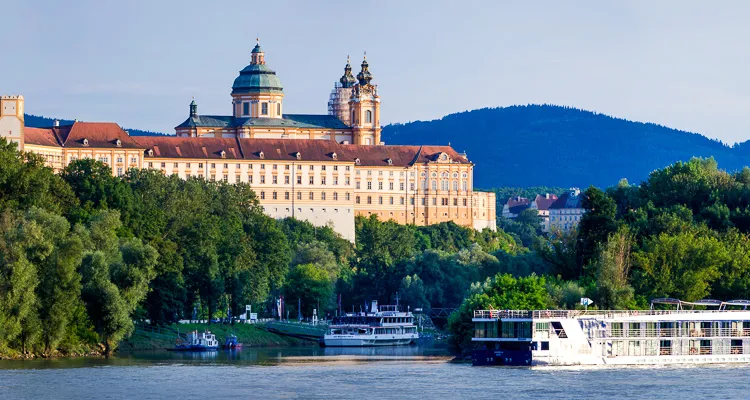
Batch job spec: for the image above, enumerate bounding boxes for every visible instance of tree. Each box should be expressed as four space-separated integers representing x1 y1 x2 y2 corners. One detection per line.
633 229 727 301
398 275 429 311
283 263 333 318
595 227 635 309
577 186 619 271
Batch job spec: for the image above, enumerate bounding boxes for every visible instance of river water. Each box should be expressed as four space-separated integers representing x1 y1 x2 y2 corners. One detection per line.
1 346 749 399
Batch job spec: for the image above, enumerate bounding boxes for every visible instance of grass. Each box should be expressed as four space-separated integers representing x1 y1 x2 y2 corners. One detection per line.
118 323 313 352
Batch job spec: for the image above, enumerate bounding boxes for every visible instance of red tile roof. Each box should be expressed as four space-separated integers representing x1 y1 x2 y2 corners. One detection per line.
507 196 530 208
24 127 61 147
134 137 470 167
534 194 558 211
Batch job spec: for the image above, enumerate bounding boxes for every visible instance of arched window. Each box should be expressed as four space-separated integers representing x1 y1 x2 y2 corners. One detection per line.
365 110 372 123
453 181 458 191
277 103 281 115
421 179 427 190
431 180 437 191
462 180 468 191
441 180 448 191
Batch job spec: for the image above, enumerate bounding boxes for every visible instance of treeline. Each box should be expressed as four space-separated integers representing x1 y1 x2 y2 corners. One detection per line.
0 139 515 357
449 157 750 349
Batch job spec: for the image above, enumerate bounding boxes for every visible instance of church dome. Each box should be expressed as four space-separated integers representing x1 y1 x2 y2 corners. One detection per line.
232 63 283 94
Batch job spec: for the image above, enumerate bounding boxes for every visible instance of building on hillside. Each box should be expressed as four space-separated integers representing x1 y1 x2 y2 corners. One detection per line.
548 188 585 232
534 193 558 232
2 41 496 241
501 193 558 232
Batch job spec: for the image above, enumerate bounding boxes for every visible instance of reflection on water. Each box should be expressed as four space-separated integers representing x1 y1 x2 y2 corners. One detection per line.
0 344 453 370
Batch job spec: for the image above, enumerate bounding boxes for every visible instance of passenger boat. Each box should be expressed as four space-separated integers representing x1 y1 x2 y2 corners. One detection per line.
170 330 220 351
472 298 750 366
324 301 419 346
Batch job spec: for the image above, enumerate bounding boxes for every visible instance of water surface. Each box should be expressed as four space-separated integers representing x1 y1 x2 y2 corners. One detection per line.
1 346 748 399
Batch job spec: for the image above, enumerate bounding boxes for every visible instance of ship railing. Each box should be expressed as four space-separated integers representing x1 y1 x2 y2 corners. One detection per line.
607 327 750 338
473 309 750 319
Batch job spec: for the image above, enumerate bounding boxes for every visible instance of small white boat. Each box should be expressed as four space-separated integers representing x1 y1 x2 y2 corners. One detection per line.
170 330 220 351
324 301 419 347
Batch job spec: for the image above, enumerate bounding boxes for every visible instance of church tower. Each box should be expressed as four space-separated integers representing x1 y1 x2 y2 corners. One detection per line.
349 54 381 145
0 95 24 150
231 39 285 120
328 56 357 127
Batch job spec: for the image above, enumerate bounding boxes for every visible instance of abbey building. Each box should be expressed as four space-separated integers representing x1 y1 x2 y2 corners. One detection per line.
1 42 496 241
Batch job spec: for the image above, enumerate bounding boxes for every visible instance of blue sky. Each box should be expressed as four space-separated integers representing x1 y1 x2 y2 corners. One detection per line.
3 1 750 142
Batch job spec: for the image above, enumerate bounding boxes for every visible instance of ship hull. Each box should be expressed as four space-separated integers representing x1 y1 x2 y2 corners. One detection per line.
323 336 416 347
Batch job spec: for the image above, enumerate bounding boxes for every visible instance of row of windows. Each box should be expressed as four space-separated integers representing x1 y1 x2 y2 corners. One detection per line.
354 196 470 207
242 101 280 116
259 191 351 201
148 162 352 172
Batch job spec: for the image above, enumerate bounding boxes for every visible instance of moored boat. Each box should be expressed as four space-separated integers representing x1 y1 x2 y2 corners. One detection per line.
472 298 750 366
169 330 220 351
224 334 243 349
324 301 419 347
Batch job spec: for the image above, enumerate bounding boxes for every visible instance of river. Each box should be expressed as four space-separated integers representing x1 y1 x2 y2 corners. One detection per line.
1 346 749 399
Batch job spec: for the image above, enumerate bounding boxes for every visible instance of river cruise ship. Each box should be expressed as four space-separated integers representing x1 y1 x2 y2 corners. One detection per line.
324 301 419 346
472 299 750 366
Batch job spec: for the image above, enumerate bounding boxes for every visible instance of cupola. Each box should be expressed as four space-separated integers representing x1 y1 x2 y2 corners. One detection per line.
356 53 374 86
339 55 357 88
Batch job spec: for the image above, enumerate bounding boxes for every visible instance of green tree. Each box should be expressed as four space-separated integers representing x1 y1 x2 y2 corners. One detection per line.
577 186 619 272
595 227 635 309
283 263 333 318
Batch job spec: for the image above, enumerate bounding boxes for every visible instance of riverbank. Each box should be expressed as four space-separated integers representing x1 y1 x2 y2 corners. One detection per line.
117 323 315 352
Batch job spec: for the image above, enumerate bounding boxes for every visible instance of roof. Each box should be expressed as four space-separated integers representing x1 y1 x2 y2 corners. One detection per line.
135 136 469 167
549 191 584 210
232 63 283 94
507 196 530 208
176 114 350 130
24 127 60 147
534 194 558 211
23 122 141 149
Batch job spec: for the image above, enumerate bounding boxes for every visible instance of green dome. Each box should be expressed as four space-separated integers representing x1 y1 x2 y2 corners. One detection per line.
232 63 283 94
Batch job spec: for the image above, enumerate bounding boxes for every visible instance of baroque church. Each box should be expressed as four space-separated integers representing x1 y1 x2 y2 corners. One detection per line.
0 41 496 241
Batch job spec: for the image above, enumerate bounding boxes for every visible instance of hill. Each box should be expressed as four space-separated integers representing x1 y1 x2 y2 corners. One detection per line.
24 114 169 137
382 105 748 188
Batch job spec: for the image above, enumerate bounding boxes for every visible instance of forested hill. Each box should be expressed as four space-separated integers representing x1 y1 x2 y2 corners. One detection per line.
24 114 168 137
382 105 748 188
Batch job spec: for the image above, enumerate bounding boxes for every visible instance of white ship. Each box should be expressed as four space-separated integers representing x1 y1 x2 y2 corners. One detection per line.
324 301 419 347
472 298 750 366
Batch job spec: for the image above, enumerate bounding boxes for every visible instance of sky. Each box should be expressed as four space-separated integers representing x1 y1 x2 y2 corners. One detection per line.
3 1 750 143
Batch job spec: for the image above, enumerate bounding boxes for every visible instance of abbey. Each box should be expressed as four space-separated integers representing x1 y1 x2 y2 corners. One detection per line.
2 42 496 241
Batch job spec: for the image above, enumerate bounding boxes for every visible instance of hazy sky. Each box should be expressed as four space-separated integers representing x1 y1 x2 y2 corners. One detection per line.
3 1 750 143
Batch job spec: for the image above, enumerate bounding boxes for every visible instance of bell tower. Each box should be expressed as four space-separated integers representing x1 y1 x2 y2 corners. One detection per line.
328 56 357 126
0 95 24 150
348 53 381 145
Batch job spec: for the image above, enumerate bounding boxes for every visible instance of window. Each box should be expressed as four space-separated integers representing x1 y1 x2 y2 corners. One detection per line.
211 163 216 168
260 176 266 184
453 198 458 206
346 177 350 185
321 165 326 171
442 198 448 206
297 165 302 170
453 181 458 191
333 177 338 185
333 192 338 201
261 164 265 170
442 180 449 191
285 192 290 200
410 197 415 205
355 196 360 204
187 162 191 168
346 166 350 171
284 176 290 184
297 176 302 184
116 167 123 176
260 191 265 199
261 102 269 115
224 163 229 168
365 110 372 123
462 181 468 191
297 192 302 200
400 197 405 205
400 183 404 191
243 102 249 115
431 180 437 191
309 177 314 185
410 183 415 190
389 197 394 205
161 162 166 168
378 196 383 204
463 199 468 206
223 174 228 182
273 164 277 170
367 196 372 204
236 164 241 168
421 198 426 206
389 182 394 190
273 176 278 184
236 175 241 182
321 177 326 185
432 198 437 206
321 192 326 200
174 163 179 168
148 162 153 168
248 175 253 184
310 165 314 171
309 192 314 200
117 157 123 163
356 182 361 189
276 103 281 115
272 191 277 200
367 182 372 190
285 164 290 170
378 182 383 190
333 166 338 171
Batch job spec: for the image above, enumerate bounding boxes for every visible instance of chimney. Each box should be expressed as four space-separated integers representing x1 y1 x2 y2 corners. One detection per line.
53 120 59 127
